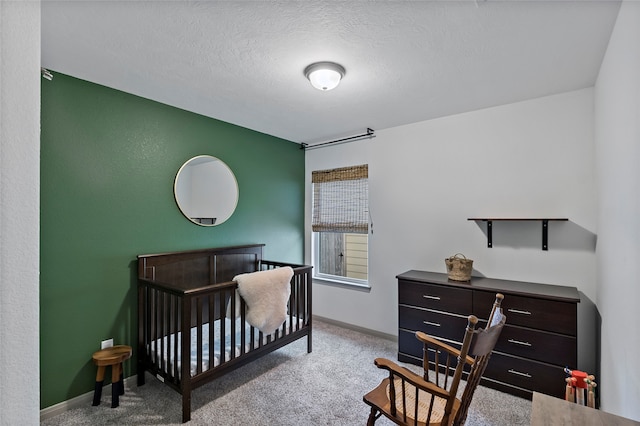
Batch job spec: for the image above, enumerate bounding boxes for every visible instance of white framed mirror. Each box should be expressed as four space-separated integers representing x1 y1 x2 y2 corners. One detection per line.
174 155 239 226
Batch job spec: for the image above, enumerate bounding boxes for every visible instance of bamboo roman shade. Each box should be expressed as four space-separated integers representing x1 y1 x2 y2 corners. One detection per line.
312 164 368 234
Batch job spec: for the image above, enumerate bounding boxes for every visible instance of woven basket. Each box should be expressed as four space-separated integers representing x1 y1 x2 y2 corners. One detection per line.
445 253 473 282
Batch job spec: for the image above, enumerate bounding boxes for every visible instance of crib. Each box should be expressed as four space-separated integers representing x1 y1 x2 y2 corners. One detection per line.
137 244 312 422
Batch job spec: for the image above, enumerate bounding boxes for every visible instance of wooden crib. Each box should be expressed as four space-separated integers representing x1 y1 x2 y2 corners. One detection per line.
137 244 312 422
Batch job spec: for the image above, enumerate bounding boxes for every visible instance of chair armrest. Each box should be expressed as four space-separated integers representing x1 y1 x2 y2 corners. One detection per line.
415 331 474 365
374 358 451 400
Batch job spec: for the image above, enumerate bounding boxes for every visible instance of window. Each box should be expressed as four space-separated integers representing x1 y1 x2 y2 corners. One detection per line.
312 164 369 286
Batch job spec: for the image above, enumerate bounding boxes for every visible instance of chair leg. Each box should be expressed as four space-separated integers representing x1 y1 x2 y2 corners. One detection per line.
367 407 380 426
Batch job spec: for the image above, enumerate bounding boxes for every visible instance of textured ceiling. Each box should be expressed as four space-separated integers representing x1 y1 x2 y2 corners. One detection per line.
41 1 621 145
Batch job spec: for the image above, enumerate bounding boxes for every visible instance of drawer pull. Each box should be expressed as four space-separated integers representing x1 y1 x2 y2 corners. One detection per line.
508 339 532 347
507 308 532 316
508 369 532 378
423 321 441 327
423 295 441 300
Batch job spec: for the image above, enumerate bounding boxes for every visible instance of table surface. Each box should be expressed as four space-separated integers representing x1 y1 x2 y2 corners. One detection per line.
531 392 640 426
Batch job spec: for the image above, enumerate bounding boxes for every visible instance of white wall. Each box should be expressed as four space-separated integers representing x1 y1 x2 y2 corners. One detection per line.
0 1 41 424
307 88 596 337
594 1 640 420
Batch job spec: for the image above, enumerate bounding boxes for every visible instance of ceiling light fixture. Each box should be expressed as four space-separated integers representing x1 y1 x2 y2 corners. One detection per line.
304 62 345 91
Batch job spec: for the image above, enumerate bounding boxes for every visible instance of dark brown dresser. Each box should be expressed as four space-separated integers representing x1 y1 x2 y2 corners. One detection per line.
397 270 581 400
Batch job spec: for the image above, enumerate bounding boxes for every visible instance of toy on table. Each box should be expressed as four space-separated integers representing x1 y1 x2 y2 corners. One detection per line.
564 367 596 408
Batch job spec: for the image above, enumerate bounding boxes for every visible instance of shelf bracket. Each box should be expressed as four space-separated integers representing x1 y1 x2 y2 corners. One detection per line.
542 220 549 251
487 220 493 248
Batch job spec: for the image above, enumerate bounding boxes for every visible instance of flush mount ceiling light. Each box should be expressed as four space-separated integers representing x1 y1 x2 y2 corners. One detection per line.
304 62 346 91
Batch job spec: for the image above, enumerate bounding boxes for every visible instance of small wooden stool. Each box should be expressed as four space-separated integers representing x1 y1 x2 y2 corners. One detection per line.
91 345 132 408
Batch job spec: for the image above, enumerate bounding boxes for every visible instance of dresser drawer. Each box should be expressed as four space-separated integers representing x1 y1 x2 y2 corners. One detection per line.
398 329 423 360
474 290 577 335
399 328 466 366
495 324 577 366
485 352 566 398
399 280 472 313
399 305 471 344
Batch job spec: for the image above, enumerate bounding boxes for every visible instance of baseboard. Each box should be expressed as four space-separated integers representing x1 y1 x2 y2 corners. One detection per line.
39 375 137 422
313 315 397 342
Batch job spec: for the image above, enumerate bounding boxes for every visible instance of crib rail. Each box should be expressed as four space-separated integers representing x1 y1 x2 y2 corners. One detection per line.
137 261 312 422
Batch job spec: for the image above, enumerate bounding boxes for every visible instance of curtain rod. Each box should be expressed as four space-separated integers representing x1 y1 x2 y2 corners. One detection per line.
300 128 375 150
41 68 53 81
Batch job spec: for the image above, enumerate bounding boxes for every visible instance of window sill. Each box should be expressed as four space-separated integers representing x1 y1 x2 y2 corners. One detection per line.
313 276 371 292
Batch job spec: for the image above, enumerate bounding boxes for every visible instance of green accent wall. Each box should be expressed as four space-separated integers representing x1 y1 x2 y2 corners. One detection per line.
40 73 305 409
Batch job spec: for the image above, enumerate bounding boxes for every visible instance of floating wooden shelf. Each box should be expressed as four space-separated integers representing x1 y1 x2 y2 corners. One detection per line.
467 218 569 251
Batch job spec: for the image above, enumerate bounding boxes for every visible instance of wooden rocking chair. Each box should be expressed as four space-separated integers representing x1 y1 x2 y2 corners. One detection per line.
363 293 505 426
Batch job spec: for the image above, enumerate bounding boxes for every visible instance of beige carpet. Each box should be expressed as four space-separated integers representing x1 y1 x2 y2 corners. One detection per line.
41 319 531 425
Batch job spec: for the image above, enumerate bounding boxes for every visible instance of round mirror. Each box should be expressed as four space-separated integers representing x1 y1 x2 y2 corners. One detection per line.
174 155 239 226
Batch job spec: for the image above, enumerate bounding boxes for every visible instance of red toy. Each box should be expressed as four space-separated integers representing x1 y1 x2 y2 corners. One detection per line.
564 367 596 408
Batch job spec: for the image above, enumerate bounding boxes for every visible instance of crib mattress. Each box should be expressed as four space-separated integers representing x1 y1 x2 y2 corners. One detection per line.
150 317 301 377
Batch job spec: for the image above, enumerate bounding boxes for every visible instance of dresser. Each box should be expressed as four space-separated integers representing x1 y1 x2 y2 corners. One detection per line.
397 270 581 400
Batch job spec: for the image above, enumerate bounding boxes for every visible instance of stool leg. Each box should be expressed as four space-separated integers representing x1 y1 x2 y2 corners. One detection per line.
119 362 125 395
111 363 121 408
92 366 105 406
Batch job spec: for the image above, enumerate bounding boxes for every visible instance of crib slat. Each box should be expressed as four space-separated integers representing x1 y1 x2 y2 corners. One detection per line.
138 283 147 386
181 294 192 421
181 295 192 387
153 288 159 371
293 276 300 332
149 288 154 368
287 279 293 335
160 290 166 373
229 291 236 360
219 290 226 364
208 293 215 370
159 289 163 370
238 289 246 356
196 297 203 375
299 272 306 327
173 294 179 380
248 302 256 351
